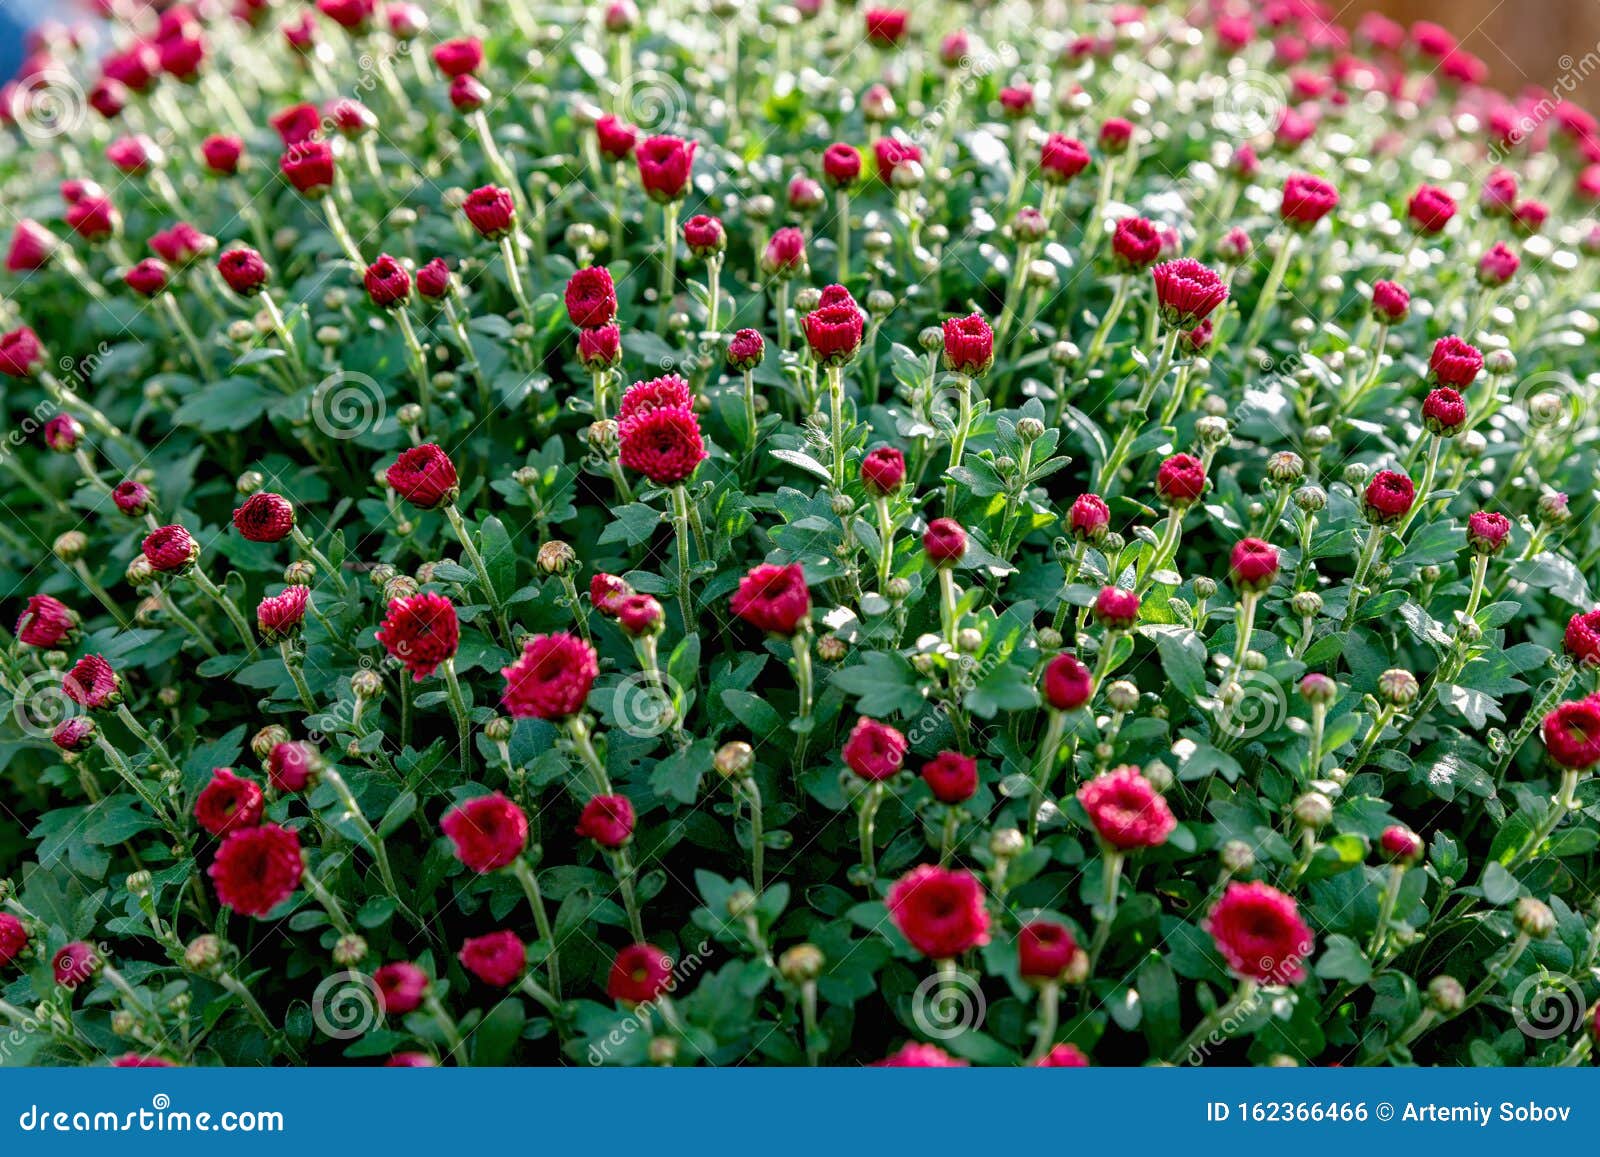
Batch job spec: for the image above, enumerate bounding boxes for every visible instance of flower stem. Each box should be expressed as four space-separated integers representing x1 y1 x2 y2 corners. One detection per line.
510 857 562 1000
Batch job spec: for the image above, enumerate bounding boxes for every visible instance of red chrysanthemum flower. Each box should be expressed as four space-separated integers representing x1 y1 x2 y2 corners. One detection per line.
1111 216 1163 271
595 115 639 162
575 793 635 848
376 592 460 681
1467 511 1511 556
1280 172 1339 228
363 254 411 308
66 196 119 243
441 792 527 872
1077 765 1177 850
268 741 320 793
149 222 215 267
1040 133 1090 184
922 518 968 566
52 718 96 754
1564 609 1600 667
842 716 908 781
876 1042 968 1067
1542 697 1600 769
822 142 863 188
280 139 335 195
682 214 726 257
607 943 676 1004
0 327 45 378
373 962 429 1014
63 654 121 710
1042 653 1094 711
1379 825 1424 865
616 593 664 638
209 823 303 917
142 524 198 573
16 594 78 648
618 406 706 486
1036 1044 1091 1067
590 574 634 617
577 323 622 372
726 328 765 371
1206 881 1314 985
1066 494 1110 543
42 414 82 453
1477 241 1520 287
802 295 866 366
920 751 977 804
6 219 56 272
941 312 994 376
194 768 265 837
887 864 991 959
217 247 270 295
1406 184 1457 234
1362 470 1414 523
232 492 296 543
1371 279 1410 324
761 227 807 276
1018 920 1084 983
123 258 170 298
860 446 906 496
1155 453 1207 506
618 374 694 422
1151 258 1229 328
0 912 30 967
386 443 459 509
416 257 452 300
1428 336 1483 387
462 184 516 239
565 266 618 329
432 36 483 77
864 7 909 47
1099 117 1133 153
1229 538 1280 593
873 136 923 182
201 134 244 175
500 633 599 720
459 931 526 986
730 563 811 635
53 940 103 988
257 586 310 643
635 135 696 202
1421 387 1467 436
1093 587 1141 630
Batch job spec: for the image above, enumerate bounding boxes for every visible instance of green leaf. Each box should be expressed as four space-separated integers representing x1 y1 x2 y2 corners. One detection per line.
479 515 516 600
720 690 785 740
1314 934 1372 983
597 503 665 547
1141 624 1208 699
830 651 927 718
1482 861 1520 905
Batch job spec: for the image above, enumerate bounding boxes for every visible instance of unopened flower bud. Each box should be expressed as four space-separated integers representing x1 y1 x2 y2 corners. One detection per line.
484 716 513 743
1427 975 1465 1013
886 577 912 601
989 828 1025 858
185 934 223 972
1049 340 1079 367
1485 348 1517 375
1290 591 1323 618
1220 840 1254 873
398 403 423 428
537 540 576 576
1293 791 1333 829
1377 668 1419 706
333 935 368 965
1293 485 1327 513
779 943 825 983
1106 680 1139 712
1513 897 1555 939
648 1036 678 1065
385 576 420 602
1196 415 1230 445
1304 424 1332 450
1036 627 1062 651
237 471 265 495
1266 451 1304 486
1299 672 1336 704
284 560 316 586
957 628 983 653
351 669 384 699
252 725 290 760
125 555 155 587
125 870 152 897
715 740 754 778
817 635 848 662
54 531 88 563
1192 576 1217 599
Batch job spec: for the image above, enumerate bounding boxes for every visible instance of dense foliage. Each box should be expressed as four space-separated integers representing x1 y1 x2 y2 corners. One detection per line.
1 0 1599 1068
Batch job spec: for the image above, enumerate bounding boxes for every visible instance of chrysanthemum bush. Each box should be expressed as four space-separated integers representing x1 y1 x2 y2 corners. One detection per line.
2 0 1600 1069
